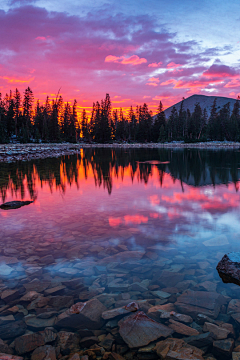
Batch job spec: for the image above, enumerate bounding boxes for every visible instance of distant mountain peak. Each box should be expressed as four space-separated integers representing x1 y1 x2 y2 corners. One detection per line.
159 94 238 118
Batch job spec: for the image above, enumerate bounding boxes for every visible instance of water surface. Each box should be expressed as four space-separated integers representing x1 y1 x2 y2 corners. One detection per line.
0 148 240 358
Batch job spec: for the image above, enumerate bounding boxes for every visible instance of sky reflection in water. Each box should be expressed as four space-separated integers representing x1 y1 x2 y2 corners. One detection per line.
1 148 240 255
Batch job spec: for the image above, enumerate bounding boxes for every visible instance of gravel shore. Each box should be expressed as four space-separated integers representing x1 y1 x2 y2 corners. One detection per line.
0 142 240 162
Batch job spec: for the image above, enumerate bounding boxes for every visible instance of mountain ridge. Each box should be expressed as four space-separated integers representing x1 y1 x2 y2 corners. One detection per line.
159 94 239 119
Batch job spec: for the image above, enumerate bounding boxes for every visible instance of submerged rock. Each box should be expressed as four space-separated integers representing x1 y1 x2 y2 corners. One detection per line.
154 338 204 360
175 290 226 319
217 252 240 286
119 311 173 348
0 201 34 210
55 298 107 330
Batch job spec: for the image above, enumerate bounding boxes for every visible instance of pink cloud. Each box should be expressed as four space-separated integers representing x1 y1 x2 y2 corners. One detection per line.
161 79 177 86
148 62 162 68
167 62 182 69
203 64 238 78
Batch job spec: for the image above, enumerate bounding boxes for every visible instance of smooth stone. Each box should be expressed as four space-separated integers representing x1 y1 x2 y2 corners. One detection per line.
118 311 173 348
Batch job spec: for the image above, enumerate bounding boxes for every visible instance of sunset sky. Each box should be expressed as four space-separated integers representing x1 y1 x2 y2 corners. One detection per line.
1 0 240 113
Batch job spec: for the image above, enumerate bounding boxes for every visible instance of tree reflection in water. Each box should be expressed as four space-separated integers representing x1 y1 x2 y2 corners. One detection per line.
1 148 240 203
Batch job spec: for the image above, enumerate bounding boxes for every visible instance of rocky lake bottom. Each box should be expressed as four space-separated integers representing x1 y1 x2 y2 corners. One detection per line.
1 148 240 360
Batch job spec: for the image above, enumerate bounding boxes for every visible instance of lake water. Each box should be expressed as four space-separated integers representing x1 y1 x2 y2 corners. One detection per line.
0 148 240 359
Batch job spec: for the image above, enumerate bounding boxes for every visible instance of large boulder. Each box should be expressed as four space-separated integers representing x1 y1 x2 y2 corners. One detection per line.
119 311 173 348
217 253 240 286
55 298 107 330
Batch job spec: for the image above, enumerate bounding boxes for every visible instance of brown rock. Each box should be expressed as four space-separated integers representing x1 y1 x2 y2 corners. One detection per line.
154 338 204 360
15 333 45 355
168 319 199 336
119 311 173 348
1 290 20 303
31 345 56 360
20 291 40 302
55 298 107 330
203 322 230 340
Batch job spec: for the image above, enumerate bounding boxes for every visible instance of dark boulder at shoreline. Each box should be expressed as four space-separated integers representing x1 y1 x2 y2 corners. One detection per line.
217 253 240 286
0 201 34 210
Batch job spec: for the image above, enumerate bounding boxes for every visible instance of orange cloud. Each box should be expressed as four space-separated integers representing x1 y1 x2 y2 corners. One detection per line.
105 55 147 65
146 77 160 87
1 76 35 84
148 62 162 68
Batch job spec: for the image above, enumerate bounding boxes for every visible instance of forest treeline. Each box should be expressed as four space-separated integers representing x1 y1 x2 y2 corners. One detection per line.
1 87 240 143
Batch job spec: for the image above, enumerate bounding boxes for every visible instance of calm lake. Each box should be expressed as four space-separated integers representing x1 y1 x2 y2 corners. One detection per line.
0 148 240 359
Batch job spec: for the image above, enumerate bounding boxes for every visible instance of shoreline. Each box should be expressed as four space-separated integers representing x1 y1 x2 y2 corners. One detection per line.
0 142 240 162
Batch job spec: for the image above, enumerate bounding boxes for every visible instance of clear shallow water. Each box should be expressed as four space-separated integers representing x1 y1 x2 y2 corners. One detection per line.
1 148 240 359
